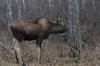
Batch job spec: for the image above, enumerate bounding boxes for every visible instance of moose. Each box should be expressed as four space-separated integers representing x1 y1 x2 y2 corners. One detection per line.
10 17 67 66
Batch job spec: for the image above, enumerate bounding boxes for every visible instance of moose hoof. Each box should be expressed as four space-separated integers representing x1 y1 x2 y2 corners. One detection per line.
22 63 26 66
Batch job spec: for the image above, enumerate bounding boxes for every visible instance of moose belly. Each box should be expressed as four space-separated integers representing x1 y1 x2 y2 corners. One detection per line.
23 32 38 41
23 32 49 41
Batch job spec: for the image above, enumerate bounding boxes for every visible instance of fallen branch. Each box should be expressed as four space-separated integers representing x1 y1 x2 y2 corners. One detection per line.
0 42 14 56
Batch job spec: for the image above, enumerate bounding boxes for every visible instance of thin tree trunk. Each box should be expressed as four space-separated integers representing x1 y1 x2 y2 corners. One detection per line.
68 0 82 63
15 0 22 19
6 0 13 21
5 0 14 47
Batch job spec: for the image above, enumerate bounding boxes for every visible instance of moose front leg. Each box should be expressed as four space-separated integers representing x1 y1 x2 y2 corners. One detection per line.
13 38 25 66
36 38 43 63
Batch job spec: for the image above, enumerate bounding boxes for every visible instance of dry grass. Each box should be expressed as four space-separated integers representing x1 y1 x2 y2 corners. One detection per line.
0 34 100 66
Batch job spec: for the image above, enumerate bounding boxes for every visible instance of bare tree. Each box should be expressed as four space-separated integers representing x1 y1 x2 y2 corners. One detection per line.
68 0 82 63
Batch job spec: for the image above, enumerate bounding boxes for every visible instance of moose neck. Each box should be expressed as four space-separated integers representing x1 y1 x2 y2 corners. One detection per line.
49 26 66 34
